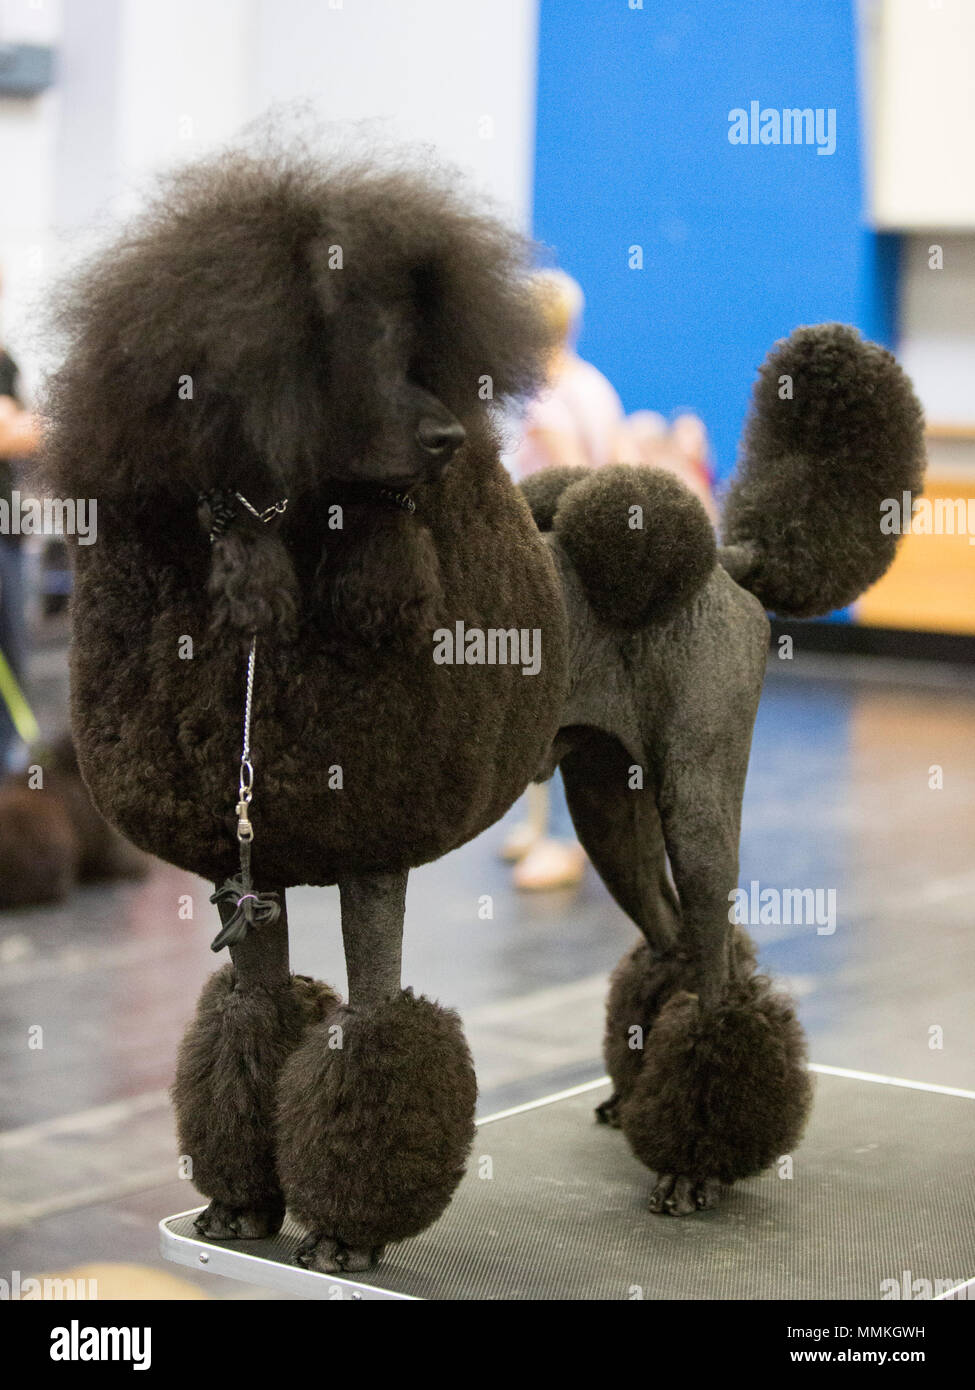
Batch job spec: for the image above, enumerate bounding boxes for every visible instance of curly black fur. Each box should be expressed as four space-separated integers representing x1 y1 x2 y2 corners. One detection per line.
518 465 592 531
44 149 556 504
723 323 926 616
173 966 337 1235
314 504 444 652
618 977 813 1184
43 147 569 887
204 516 299 646
553 465 717 628
276 989 477 1252
46 138 918 1253
600 931 758 1124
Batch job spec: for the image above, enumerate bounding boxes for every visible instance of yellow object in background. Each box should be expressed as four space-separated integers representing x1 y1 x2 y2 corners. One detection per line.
857 434 975 635
0 649 40 744
36 1263 210 1300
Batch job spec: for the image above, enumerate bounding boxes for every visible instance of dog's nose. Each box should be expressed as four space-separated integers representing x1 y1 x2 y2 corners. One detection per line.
416 417 466 459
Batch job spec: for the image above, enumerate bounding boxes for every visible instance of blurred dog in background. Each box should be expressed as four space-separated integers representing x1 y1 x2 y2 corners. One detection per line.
0 735 149 907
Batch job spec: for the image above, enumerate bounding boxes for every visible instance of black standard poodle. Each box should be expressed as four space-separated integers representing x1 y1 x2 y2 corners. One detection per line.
43 144 924 1273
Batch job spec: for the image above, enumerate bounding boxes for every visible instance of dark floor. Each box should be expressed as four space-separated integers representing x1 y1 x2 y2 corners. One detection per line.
1 637 973 1298
164 1072 975 1301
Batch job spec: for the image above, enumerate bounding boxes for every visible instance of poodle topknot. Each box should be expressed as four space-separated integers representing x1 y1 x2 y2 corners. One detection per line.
46 148 557 504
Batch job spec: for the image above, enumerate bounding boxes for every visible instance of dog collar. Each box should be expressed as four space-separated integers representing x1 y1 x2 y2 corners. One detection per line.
199 482 415 536
328 481 417 515
198 489 289 540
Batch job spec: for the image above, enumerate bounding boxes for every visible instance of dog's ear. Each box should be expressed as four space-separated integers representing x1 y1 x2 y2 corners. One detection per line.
44 153 340 507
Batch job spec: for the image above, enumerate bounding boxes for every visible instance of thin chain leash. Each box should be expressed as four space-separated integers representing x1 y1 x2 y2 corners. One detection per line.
206 491 289 953
236 634 257 844
234 492 289 526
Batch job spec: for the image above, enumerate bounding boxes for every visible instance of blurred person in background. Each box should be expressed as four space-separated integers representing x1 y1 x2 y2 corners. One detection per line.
0 270 41 773
615 408 718 523
502 272 718 891
503 271 623 890
513 270 625 478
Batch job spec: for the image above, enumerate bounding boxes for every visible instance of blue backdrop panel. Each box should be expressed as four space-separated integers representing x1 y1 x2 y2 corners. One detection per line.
533 0 897 486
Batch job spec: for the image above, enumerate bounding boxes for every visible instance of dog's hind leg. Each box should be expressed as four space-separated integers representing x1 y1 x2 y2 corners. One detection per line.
276 870 477 1273
172 890 337 1239
618 599 812 1215
560 728 688 1128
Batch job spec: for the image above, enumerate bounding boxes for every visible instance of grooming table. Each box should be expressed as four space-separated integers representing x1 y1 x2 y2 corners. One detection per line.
160 1069 975 1301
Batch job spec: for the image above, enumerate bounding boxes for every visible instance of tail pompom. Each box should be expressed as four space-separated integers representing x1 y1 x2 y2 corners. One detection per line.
722 323 925 617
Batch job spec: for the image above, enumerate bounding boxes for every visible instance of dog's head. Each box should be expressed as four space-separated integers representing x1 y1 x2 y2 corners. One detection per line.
46 148 557 507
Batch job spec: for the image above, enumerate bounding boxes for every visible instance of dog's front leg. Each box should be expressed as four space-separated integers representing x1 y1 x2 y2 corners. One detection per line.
173 890 337 1239
276 870 477 1274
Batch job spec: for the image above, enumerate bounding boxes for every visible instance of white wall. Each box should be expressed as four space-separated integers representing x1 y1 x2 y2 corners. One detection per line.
51 0 256 231
50 0 539 227
856 0 975 431
863 0 975 232
0 0 539 388
53 0 122 235
899 234 975 431
0 0 63 395
113 0 256 216
250 0 539 226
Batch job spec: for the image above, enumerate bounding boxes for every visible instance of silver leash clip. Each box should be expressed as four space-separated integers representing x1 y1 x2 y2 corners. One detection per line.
236 758 255 842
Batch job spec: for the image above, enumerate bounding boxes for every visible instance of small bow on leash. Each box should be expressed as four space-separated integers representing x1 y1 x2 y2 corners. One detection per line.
207 638 282 952
208 716 282 951
209 867 281 952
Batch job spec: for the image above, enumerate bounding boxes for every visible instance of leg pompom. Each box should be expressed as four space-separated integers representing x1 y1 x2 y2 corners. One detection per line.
601 932 757 1126
600 945 697 1126
276 989 477 1263
619 974 812 1186
172 967 337 1237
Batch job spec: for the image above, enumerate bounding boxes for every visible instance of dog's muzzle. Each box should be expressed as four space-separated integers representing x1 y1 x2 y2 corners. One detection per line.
416 417 466 460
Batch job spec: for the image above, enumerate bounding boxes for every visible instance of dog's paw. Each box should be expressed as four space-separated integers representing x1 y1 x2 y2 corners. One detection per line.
648 1174 724 1216
193 1198 284 1240
295 1230 385 1274
595 1093 622 1128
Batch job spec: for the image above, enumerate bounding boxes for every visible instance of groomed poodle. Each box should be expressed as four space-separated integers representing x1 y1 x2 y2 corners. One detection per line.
44 144 924 1273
